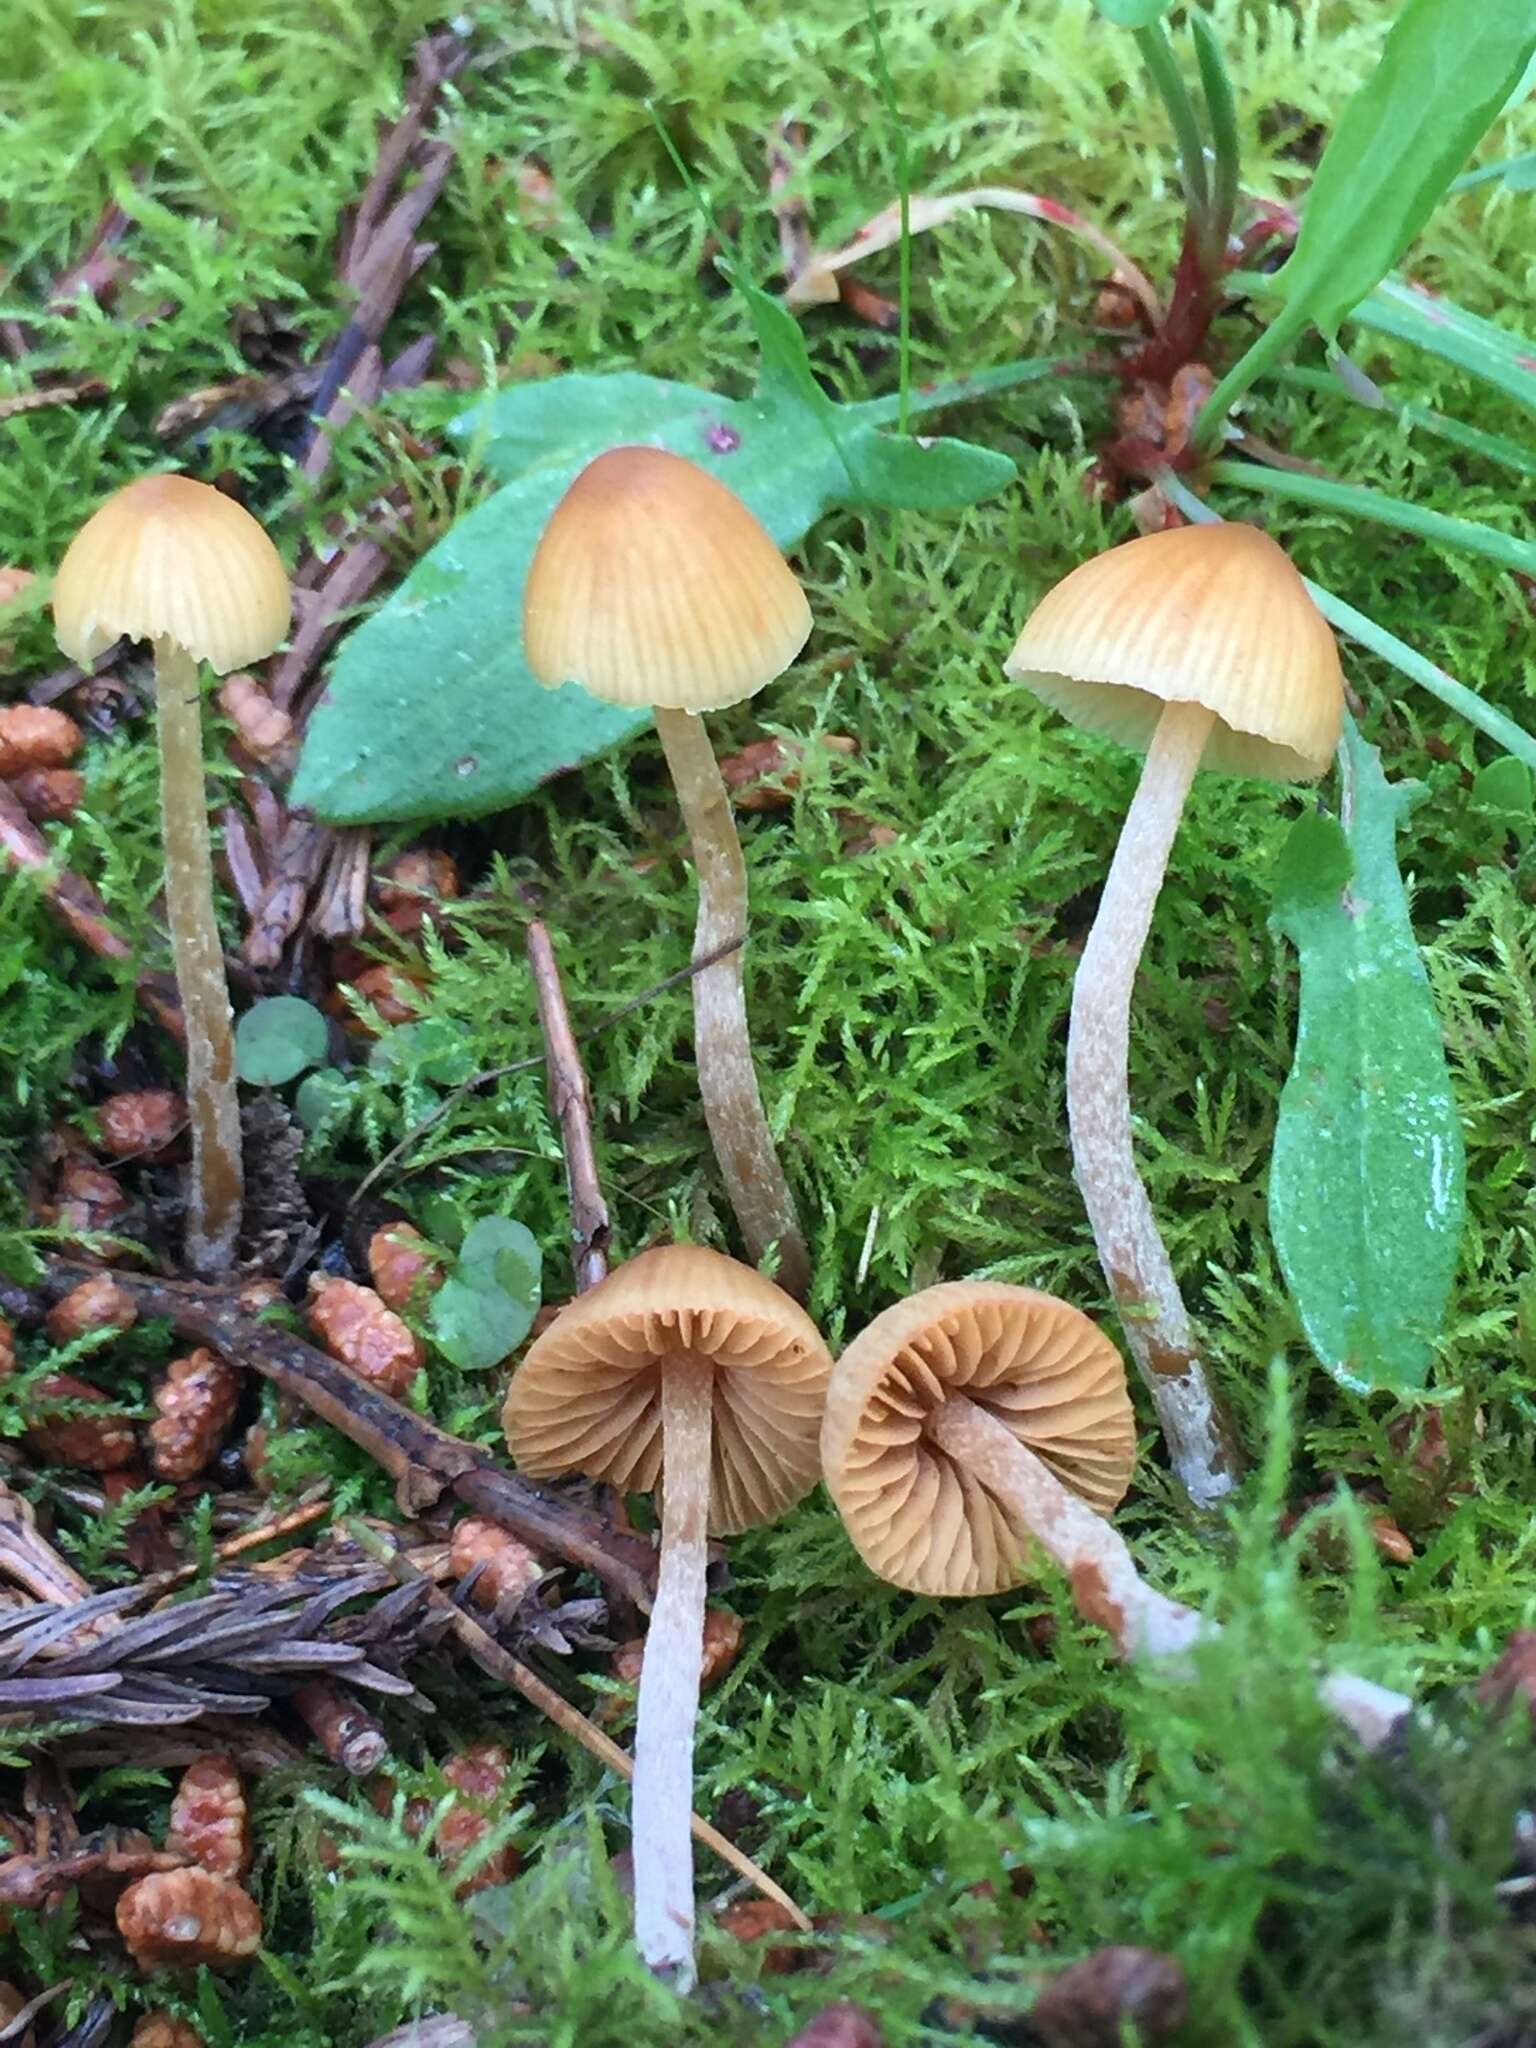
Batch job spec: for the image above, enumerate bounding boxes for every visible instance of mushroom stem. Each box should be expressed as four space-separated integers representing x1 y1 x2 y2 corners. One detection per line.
631 1354 714 1990
654 706 809 1300
924 1397 1411 1748
1067 697 1240 1508
926 1398 1204 1661
154 640 242 1276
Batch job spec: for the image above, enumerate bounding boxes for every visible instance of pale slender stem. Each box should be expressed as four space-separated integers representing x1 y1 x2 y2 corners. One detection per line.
1068 698 1241 1509
631 1357 713 1990
654 706 809 1301
155 640 242 1276
925 1398 1411 1747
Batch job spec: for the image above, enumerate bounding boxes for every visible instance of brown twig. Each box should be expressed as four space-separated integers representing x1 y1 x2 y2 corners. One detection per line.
0 783 184 1039
242 817 331 969
348 932 747 1211
356 1525 809 1929
39 1261 658 1612
526 921 610 1293
292 1678 390 1774
268 535 393 712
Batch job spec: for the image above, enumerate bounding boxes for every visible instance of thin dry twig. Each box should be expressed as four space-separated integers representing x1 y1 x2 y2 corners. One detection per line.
0 378 109 421
356 1525 810 1929
349 932 747 1210
39 1262 658 1613
527 921 610 1293
0 782 184 1039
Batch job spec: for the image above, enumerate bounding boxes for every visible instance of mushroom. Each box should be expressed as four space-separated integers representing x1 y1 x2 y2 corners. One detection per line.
821 1280 1137 1597
52 475 290 1276
822 1282 1414 1748
503 1243 832 1990
1004 523 1343 1509
523 446 812 1300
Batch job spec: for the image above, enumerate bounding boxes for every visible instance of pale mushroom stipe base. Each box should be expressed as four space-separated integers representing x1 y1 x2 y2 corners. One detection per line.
523 446 812 1299
51 475 291 1276
1005 523 1344 1509
503 1245 832 1990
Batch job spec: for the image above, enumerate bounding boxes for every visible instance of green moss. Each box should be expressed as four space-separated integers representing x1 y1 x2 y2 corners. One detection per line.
4 0 1536 2039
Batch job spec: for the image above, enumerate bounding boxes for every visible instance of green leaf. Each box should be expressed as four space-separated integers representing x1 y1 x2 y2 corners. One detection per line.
234 996 329 1087
1228 267 1536 418
1273 0 1536 343
1268 719 1466 1395
1091 0 1174 24
1199 4 1536 439
294 1068 353 1131
428 1215 542 1371
291 300 1016 826
1471 756 1535 842
1206 457 1536 579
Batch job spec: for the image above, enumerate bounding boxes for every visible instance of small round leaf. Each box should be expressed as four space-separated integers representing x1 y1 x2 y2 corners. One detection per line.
235 997 330 1087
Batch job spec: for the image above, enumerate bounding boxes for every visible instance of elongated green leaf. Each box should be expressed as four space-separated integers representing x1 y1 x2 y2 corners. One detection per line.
292 297 1017 826
1269 719 1465 1395
1092 0 1173 24
1273 1 1536 341
1198 4 1536 441
1207 457 1536 578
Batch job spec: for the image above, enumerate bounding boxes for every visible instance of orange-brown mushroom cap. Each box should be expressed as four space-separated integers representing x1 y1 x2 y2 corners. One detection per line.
502 1245 833 1536
53 474 290 676
821 1282 1137 1597
1005 522 1343 780
522 446 812 712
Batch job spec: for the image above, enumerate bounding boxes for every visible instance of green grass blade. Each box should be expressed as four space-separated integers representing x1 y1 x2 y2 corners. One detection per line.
1272 366 1536 480
1228 268 1536 417
1303 583 1536 773
1206 457 1536 578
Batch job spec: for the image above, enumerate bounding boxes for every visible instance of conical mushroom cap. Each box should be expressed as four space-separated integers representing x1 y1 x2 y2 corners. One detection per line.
502 1245 833 1537
53 474 290 675
523 446 812 712
822 1282 1136 1597
1004 522 1342 780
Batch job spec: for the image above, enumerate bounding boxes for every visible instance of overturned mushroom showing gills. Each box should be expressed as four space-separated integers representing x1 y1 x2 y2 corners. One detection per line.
524 446 813 1299
822 1282 1410 1748
53 476 290 1275
821 1281 1137 1597
1004 524 1343 1508
503 1244 832 1990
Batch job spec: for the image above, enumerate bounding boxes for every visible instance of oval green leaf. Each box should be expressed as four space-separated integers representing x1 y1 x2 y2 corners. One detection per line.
1268 719 1466 1395
235 997 330 1087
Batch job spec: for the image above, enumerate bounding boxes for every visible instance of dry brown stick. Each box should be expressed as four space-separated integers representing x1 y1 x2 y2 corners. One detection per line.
0 783 184 1039
292 1678 389 1774
348 932 747 1211
527 921 610 1294
341 29 470 278
242 816 331 968
357 1526 810 1929
313 827 373 941
268 537 392 711
39 1261 658 1612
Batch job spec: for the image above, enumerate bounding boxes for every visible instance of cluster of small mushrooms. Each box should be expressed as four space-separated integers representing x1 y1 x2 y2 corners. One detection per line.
43 447 1375 1993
